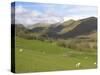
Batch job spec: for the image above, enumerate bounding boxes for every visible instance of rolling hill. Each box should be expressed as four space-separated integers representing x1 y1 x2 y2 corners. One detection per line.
60 17 97 38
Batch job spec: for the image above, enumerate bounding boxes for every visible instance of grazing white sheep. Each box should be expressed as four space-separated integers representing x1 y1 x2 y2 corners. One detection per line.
19 49 23 52
94 62 96 65
76 62 80 68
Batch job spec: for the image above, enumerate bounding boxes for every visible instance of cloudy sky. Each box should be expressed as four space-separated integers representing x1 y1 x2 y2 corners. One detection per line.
11 2 97 26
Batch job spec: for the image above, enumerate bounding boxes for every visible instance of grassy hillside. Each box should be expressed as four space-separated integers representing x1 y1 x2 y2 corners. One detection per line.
58 20 81 34
15 37 97 73
61 17 97 38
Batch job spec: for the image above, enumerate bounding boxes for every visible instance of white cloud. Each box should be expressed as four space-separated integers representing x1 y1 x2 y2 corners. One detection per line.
63 6 97 21
31 11 41 17
15 6 42 26
15 6 27 14
15 5 62 26
14 5 97 26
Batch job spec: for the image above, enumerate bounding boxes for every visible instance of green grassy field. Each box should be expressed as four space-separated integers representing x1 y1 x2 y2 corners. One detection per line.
15 37 97 73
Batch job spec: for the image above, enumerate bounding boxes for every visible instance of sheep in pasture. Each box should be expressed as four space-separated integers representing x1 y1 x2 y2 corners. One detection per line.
19 49 23 52
94 62 96 65
76 62 81 68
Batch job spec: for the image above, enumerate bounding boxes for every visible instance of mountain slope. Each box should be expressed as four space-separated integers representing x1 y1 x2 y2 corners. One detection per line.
41 17 97 39
60 17 97 38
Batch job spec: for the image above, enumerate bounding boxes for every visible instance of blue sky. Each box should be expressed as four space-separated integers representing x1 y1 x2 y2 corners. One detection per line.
11 2 97 26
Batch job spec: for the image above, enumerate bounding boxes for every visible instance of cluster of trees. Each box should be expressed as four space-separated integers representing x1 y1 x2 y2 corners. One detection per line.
15 24 97 52
16 26 54 42
16 24 40 40
57 39 97 51
16 27 97 52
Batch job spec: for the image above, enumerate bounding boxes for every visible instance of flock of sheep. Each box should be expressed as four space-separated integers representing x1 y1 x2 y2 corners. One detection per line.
76 62 96 68
19 48 96 68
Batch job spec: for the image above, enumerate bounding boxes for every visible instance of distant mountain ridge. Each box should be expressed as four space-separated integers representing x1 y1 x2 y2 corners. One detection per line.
15 17 97 39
